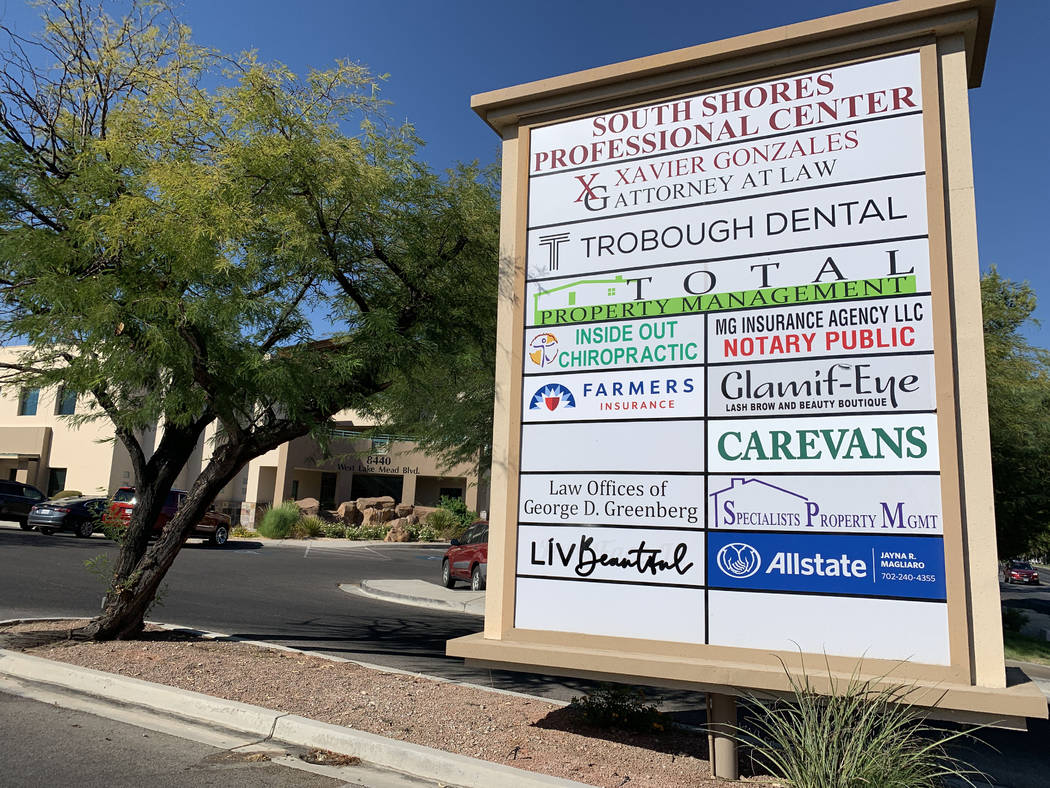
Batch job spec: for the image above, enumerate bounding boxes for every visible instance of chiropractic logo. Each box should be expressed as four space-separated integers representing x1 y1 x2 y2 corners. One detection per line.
529 383 576 412
528 332 560 367
716 542 762 579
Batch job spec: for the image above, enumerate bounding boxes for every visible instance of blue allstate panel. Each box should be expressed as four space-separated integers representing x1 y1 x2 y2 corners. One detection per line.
707 531 946 600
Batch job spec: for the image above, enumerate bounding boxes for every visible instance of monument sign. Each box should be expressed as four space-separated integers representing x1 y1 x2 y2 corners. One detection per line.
448 0 1045 740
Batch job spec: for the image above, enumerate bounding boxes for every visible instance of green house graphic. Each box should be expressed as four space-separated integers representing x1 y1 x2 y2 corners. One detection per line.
533 275 628 322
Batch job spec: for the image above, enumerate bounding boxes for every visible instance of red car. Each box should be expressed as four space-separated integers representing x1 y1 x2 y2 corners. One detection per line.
1002 560 1041 585
108 487 232 546
441 520 488 591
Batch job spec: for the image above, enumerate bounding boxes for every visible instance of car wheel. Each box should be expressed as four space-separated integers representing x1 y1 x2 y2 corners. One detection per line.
471 564 486 592
18 519 32 530
75 519 94 538
209 525 229 547
39 527 54 535
441 559 456 588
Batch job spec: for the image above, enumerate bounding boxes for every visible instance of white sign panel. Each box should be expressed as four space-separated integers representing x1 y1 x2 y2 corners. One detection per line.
514 52 949 663
522 369 703 422
520 473 703 526
707 355 937 416
707 473 943 534
523 316 705 374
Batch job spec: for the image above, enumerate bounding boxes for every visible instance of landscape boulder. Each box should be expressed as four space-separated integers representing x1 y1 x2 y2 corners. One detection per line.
395 503 414 518
335 501 363 525
362 507 397 527
384 520 413 542
295 498 320 517
356 496 395 513
412 505 438 521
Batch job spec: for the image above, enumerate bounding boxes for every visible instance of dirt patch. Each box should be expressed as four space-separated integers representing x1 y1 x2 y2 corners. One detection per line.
0 620 771 787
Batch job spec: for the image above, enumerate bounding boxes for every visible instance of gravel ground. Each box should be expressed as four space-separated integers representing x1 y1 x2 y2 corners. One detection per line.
1 620 772 788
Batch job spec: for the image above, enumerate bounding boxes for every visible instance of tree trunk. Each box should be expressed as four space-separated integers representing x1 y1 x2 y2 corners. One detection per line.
83 420 314 640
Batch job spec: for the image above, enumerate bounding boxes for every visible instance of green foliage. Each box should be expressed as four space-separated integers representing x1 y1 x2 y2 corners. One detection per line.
568 684 667 733
0 0 499 639
428 496 479 540
97 508 127 544
1002 604 1029 633
51 490 83 499
406 519 439 542
982 268 1050 559
426 507 464 540
257 502 300 539
1003 630 1050 666
84 554 113 585
729 660 981 788
439 496 478 529
231 526 257 538
346 522 391 540
357 164 500 477
321 522 349 538
291 515 326 539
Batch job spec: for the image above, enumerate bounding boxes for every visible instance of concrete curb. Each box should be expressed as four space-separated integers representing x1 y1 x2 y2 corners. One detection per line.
0 648 589 788
0 649 277 737
344 579 485 616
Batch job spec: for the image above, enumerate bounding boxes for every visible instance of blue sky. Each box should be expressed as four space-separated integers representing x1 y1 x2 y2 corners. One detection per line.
3 1 1047 339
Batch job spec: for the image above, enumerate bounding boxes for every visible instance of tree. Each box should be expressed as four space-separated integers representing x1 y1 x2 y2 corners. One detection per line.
0 0 498 639
357 163 500 477
981 267 1050 559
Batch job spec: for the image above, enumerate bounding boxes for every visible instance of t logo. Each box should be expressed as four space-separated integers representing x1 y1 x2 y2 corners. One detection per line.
538 233 570 272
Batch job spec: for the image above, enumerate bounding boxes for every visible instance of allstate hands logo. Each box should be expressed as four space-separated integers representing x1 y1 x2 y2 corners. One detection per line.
716 543 762 579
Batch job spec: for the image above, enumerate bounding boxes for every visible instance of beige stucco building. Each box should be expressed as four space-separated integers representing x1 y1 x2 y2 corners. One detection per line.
240 426 484 525
0 346 486 524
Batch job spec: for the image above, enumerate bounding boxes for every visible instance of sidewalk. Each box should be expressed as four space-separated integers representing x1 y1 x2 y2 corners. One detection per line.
0 642 587 788
343 579 485 616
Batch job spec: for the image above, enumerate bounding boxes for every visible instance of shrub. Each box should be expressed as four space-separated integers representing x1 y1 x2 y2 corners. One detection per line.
346 522 391 540
425 507 462 540
438 495 478 531
290 515 326 539
98 508 127 544
51 489 83 499
321 522 348 538
257 501 299 539
406 519 439 542
231 526 257 538
568 684 666 733
729 659 982 788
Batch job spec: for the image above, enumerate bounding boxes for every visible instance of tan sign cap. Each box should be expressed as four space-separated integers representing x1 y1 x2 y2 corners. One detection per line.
472 0 994 133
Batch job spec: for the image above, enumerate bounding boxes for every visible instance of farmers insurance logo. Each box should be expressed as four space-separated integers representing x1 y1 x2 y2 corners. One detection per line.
529 383 576 412
528 332 560 367
716 543 762 578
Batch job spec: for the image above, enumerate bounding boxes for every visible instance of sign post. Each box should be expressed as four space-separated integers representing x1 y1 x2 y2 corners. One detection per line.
449 0 1046 737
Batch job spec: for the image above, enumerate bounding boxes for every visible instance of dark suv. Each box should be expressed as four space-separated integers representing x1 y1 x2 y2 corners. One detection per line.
108 487 232 546
441 520 488 591
0 480 46 529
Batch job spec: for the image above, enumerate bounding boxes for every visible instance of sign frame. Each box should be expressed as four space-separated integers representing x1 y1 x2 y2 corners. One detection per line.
448 0 1046 725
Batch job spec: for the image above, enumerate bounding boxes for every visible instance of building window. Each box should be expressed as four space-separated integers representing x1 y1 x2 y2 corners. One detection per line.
370 437 390 455
55 387 77 415
440 487 463 500
17 388 39 416
290 480 300 500
47 468 67 497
